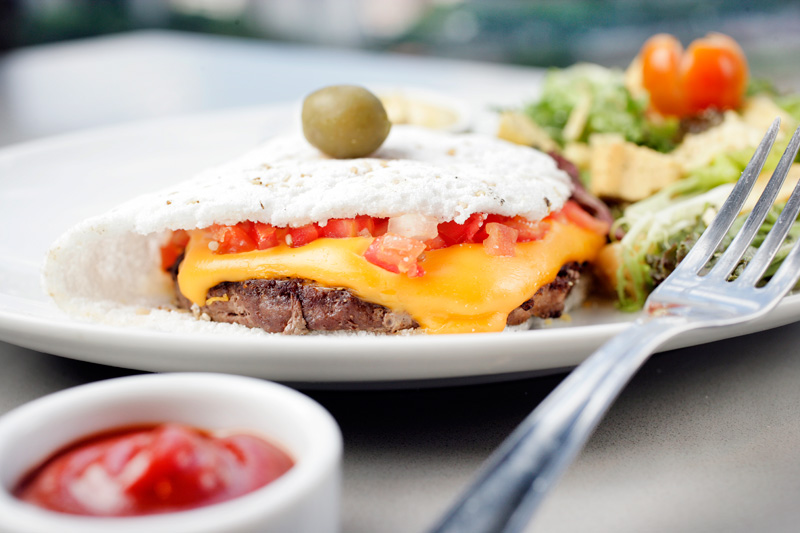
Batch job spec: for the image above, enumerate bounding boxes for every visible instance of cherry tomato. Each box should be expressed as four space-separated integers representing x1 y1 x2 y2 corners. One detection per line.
640 32 748 117
641 33 687 116
681 33 748 115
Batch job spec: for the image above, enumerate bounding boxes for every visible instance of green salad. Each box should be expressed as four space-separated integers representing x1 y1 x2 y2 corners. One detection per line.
502 33 800 310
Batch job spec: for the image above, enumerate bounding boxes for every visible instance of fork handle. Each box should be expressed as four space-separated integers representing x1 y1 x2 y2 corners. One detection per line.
428 317 692 533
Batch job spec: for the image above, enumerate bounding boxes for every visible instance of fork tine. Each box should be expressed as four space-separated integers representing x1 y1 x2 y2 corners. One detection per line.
760 224 800 301
673 118 781 276
709 124 800 280
736 125 800 286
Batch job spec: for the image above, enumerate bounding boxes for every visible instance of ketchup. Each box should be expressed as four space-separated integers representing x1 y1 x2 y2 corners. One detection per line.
14 424 294 516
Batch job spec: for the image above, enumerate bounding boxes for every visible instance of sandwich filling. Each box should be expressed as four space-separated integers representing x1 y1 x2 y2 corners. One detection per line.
171 216 604 334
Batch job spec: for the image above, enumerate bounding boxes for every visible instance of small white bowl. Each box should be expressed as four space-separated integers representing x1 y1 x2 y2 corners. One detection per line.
0 373 342 533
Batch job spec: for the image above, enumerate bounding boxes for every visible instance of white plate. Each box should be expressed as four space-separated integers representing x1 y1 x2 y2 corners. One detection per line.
2 105 800 387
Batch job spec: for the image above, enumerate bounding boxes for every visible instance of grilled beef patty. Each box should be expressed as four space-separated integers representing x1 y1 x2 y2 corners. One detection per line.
172 260 583 334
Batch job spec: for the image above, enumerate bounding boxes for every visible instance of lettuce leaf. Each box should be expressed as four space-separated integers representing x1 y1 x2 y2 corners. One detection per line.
614 146 799 310
524 64 679 152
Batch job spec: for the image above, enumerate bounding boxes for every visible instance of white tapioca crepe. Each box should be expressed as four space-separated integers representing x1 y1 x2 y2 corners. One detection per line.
42 125 572 329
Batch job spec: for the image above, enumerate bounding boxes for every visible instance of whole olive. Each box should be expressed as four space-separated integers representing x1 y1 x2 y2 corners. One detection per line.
302 85 392 159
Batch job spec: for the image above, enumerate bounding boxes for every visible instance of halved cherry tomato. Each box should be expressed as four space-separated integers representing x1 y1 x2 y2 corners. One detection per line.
483 223 518 257
640 32 748 117
641 34 687 117
559 200 611 236
208 224 256 254
160 229 190 271
681 33 748 115
285 224 320 248
437 213 486 246
364 234 426 277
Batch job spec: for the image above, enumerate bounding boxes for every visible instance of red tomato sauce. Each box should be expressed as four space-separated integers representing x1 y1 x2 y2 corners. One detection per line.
13 424 294 516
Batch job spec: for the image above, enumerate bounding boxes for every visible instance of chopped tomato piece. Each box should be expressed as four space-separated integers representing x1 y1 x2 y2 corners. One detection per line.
208 224 256 254
160 229 190 271
372 217 389 237
424 235 448 250
483 223 518 257
560 200 611 236
354 215 378 236
364 234 426 277
437 213 486 246
319 218 359 238
285 224 320 248
250 222 279 249
471 214 503 243
503 216 551 242
320 216 380 238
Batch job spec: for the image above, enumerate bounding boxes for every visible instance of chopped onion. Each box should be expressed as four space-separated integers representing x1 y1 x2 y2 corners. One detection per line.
387 214 439 241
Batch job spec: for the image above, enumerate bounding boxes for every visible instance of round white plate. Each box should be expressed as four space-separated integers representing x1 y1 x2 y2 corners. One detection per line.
2 105 799 387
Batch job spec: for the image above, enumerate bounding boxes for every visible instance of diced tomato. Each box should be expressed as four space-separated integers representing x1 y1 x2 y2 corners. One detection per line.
559 200 611 236
437 213 487 246
285 224 320 248
319 216 379 238
503 216 551 242
471 214 503 243
319 218 359 238
364 234 426 277
483 223 518 257
355 215 378 237
160 230 190 271
424 235 448 250
208 224 256 254
250 222 279 249
371 217 389 236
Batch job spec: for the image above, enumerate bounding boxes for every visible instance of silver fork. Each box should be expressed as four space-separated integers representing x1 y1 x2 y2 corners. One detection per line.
429 118 800 533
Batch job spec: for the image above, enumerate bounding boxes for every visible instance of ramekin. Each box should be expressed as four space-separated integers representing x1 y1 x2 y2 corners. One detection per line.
0 373 341 533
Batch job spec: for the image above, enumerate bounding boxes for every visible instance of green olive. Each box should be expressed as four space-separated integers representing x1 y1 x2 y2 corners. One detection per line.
302 85 391 158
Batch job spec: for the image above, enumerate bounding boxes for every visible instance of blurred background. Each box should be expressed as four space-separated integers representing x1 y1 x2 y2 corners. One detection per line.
3 0 800 71
1 0 799 144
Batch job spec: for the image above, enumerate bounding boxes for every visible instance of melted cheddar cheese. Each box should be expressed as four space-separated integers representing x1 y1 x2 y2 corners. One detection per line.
176 220 605 334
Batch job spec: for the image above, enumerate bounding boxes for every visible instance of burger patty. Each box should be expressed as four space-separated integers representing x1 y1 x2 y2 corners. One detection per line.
171 260 583 334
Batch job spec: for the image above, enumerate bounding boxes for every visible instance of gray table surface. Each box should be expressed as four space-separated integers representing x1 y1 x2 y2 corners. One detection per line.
2 31 800 533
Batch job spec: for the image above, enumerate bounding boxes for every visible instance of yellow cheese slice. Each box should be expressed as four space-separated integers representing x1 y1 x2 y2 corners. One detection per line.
177 220 605 334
